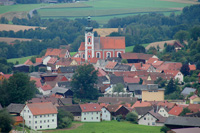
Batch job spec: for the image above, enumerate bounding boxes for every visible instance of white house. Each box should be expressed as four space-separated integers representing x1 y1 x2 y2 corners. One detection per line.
80 103 101 122
158 107 169 117
37 84 52 96
138 110 166 126
20 102 58 130
164 70 184 83
42 56 51 65
101 107 111 121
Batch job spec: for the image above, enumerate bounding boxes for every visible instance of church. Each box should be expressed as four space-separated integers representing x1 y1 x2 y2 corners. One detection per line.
78 16 125 61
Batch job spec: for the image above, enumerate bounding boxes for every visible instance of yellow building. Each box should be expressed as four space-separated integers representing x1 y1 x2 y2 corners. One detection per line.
142 84 165 101
190 95 200 104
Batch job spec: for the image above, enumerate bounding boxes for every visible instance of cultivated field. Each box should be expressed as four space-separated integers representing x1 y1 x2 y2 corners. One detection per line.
145 40 176 51
47 121 162 133
0 37 32 44
37 0 194 25
93 28 120 37
0 24 46 32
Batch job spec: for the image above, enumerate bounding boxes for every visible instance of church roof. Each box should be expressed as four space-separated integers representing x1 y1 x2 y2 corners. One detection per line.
78 42 85 51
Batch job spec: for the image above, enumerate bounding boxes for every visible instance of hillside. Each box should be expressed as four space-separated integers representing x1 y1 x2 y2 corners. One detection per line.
93 28 120 37
0 37 33 44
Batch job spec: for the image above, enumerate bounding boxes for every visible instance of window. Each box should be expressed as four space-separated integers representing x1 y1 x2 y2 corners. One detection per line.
44 115 46 117
104 110 106 113
28 110 29 113
35 121 37 124
117 52 121 57
29 116 31 118
48 125 49 128
83 54 85 58
144 117 146 120
29 121 31 124
107 52 111 58
35 116 37 118
48 114 49 117
40 126 42 129
96 52 100 58
84 118 86 120
40 115 42 118
91 112 93 115
89 55 91 58
52 119 54 122
35 126 37 129
24 110 26 112
151 118 153 120
152 122 155 125
88 38 91 43
91 117 93 120
44 120 46 123
52 114 54 117
96 117 98 119
40 120 42 123
47 120 49 123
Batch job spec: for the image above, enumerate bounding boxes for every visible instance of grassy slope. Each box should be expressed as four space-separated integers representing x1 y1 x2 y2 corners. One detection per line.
7 56 34 64
52 121 161 133
126 43 149 53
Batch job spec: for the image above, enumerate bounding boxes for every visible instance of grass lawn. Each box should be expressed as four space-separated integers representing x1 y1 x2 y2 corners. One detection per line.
7 56 34 64
126 43 149 53
37 0 191 25
70 52 77 57
50 121 162 133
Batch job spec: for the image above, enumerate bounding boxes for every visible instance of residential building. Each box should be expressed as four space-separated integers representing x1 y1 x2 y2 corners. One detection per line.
190 95 200 104
168 106 183 116
101 106 111 121
80 103 101 122
7 103 25 116
181 87 197 98
158 106 169 117
20 102 58 130
107 105 129 119
133 106 153 118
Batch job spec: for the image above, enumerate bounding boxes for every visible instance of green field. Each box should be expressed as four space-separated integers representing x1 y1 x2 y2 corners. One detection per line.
37 0 191 25
126 43 149 52
7 56 33 64
50 121 161 133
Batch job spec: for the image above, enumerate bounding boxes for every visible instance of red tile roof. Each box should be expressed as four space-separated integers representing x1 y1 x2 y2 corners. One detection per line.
78 42 85 51
188 104 200 113
120 53 153 60
56 58 73 66
157 62 182 71
0 72 4 76
189 65 196 71
88 58 98 64
124 77 140 83
146 58 159 64
95 68 107 77
168 106 183 116
36 58 43 63
132 101 152 108
4 74 12 79
80 103 101 112
47 57 58 64
24 59 33 65
164 70 180 77
61 76 68 81
45 48 69 58
41 84 52 91
30 77 42 88
71 57 85 65
157 101 176 109
198 73 200 77
100 37 125 49
152 61 164 68
107 104 123 112
14 116 23 122
105 61 118 69
189 95 199 100
27 102 58 115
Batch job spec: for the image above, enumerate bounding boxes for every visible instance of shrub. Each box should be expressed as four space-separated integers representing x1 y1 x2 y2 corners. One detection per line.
126 112 138 124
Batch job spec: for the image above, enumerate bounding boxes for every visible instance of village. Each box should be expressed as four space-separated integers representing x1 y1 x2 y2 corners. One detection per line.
0 16 200 133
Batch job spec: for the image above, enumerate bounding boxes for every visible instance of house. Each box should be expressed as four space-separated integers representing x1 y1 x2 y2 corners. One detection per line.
95 59 108 69
164 70 184 83
20 102 58 130
45 48 70 58
165 116 200 129
188 104 200 113
133 106 153 118
51 86 73 98
13 64 30 73
38 84 52 96
157 62 182 72
107 105 129 119
189 95 200 104
78 17 125 61
170 127 200 133
132 101 152 108
168 106 183 116
141 84 165 102
79 103 101 122
58 105 81 121
98 97 137 105
101 106 111 121
120 53 157 63
168 41 184 51
0 72 5 82
158 106 169 117
181 87 197 98
138 109 166 126
46 57 58 71
105 61 118 72
157 101 176 109
55 58 77 69
7 103 25 116
127 84 146 100
57 66 78 73
113 64 131 72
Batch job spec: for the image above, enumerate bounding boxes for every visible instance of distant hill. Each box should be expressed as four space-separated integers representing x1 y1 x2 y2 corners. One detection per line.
93 28 121 37
0 24 46 32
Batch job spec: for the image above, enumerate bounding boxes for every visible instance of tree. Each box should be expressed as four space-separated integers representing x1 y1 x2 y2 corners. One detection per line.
160 126 170 133
113 83 124 93
126 112 138 124
57 109 73 129
0 109 14 132
133 45 146 53
165 78 176 95
71 64 99 100
174 30 190 43
121 59 128 64
180 108 191 116
6 72 36 105
180 64 190 76
139 78 143 84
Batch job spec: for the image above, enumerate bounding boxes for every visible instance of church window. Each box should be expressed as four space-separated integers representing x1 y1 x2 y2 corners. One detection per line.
107 52 111 58
117 52 121 57
88 38 91 43
96 52 100 58
83 54 85 58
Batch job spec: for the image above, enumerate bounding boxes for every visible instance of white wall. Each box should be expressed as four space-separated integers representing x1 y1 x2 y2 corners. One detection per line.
21 105 57 130
158 107 169 117
38 87 51 96
81 111 101 122
43 56 51 65
101 107 111 121
138 113 157 126
175 72 183 83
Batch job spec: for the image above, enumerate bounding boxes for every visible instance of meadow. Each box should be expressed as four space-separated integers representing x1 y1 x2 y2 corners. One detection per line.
37 0 191 25
48 121 162 133
126 43 149 53
7 56 34 64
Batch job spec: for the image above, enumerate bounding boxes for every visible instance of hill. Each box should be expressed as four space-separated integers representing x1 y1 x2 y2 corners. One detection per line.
93 28 120 37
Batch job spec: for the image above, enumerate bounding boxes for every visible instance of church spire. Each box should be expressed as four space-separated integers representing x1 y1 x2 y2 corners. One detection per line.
85 16 93 32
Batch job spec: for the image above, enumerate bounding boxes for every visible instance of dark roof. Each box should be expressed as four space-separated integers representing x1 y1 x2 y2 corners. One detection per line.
106 57 122 63
57 81 71 88
52 86 71 94
165 116 200 127
107 105 127 113
6 103 25 113
59 66 78 73
110 75 124 85
58 98 72 105
57 104 81 113
184 112 200 118
98 97 137 105
97 76 109 87
171 127 200 133
113 64 131 71
149 110 167 123
134 106 153 115
181 87 196 97
128 84 164 91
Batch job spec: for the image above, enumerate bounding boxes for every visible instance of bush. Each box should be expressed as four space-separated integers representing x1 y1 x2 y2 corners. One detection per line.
57 109 74 129
160 126 170 133
126 112 138 124
116 114 123 122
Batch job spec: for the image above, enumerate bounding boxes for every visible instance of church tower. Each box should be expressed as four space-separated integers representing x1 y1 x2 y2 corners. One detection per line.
85 16 94 61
